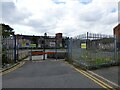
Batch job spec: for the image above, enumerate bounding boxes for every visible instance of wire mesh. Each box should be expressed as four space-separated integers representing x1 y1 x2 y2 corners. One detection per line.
67 32 119 70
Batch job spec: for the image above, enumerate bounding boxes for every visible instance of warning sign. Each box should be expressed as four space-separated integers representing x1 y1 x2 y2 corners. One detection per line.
81 43 86 49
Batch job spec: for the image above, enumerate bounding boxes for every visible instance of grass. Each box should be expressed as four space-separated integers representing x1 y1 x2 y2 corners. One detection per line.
79 50 113 65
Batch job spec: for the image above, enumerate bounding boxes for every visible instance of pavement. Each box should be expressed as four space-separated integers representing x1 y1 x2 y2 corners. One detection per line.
3 60 103 88
91 66 119 86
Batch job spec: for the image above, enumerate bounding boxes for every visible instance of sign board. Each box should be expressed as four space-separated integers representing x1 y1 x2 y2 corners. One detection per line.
81 43 86 49
22 43 26 47
30 44 36 47
50 42 55 47
21 43 30 47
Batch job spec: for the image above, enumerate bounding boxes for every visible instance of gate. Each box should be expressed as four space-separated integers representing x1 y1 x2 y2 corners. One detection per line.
67 32 119 70
15 35 68 61
2 35 15 67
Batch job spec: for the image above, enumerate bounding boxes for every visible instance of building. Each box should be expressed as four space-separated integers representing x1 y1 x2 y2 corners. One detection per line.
15 33 67 49
16 35 31 48
55 33 63 48
114 24 120 38
113 24 120 50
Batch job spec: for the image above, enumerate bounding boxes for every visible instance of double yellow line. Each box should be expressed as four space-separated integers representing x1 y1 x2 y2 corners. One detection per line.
74 68 115 90
65 62 116 90
2 62 25 76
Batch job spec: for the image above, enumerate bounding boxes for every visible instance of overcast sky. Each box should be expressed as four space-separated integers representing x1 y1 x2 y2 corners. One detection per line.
0 0 119 37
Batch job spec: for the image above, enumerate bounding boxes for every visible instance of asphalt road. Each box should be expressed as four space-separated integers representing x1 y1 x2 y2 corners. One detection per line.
3 60 102 88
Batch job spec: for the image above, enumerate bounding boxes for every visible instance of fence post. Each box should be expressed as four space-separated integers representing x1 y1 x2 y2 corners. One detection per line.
66 37 69 60
29 48 32 61
13 34 17 63
114 35 117 61
55 37 57 60
86 32 89 50
0 31 2 68
68 38 72 61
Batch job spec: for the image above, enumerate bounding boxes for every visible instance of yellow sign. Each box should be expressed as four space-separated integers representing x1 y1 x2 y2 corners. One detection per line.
81 43 86 49
22 43 26 47
30 44 36 47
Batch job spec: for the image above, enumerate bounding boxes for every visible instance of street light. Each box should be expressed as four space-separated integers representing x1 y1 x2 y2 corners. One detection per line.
43 33 47 60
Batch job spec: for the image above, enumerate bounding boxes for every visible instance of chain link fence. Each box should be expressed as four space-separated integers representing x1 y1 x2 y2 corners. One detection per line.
67 32 120 70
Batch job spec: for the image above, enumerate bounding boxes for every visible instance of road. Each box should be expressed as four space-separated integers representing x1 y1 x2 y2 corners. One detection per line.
92 66 119 85
2 60 109 88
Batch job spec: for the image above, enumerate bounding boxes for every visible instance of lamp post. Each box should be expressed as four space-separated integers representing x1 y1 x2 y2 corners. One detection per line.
43 33 47 60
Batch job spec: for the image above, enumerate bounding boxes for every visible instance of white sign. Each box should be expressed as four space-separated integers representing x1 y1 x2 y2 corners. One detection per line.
50 42 55 47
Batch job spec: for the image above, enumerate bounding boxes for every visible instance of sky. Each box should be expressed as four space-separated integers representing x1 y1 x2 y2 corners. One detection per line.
0 0 119 37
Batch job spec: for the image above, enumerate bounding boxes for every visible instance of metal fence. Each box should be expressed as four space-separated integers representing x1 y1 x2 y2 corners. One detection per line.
67 32 120 70
1 34 68 67
2 35 29 68
0 34 2 69
117 37 120 62
2 36 15 67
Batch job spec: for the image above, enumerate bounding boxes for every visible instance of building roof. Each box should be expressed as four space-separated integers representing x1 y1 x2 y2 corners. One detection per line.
114 24 120 31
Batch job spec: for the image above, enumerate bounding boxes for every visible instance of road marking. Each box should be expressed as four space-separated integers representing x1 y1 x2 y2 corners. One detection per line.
65 62 116 90
75 68 109 90
87 70 120 88
79 69 115 90
2 62 25 76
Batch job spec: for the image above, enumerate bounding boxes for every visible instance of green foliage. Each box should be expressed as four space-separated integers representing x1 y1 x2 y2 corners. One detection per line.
0 23 14 37
2 48 8 64
80 50 113 65
1 23 14 65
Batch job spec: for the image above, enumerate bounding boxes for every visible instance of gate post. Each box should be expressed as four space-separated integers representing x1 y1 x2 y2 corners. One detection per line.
29 48 32 61
114 35 117 61
13 34 17 63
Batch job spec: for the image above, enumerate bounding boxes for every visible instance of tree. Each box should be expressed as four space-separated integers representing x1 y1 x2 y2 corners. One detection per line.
1 23 14 66
0 23 14 37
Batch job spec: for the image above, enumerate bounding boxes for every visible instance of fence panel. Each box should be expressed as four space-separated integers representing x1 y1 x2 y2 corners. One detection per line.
0 35 2 69
2 36 15 67
67 32 119 70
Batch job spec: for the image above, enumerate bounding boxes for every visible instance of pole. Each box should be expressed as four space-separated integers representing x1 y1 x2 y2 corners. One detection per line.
66 37 69 61
114 35 117 61
86 32 88 50
55 38 57 60
13 34 17 63
43 33 47 60
43 37 45 60
29 47 32 61
16 36 18 61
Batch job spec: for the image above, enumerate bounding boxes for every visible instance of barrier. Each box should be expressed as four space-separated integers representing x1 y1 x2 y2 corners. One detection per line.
29 51 56 61
31 51 56 55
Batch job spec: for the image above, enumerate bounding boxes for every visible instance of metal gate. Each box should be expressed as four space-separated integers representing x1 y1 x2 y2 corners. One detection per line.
67 32 119 70
2 35 15 67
